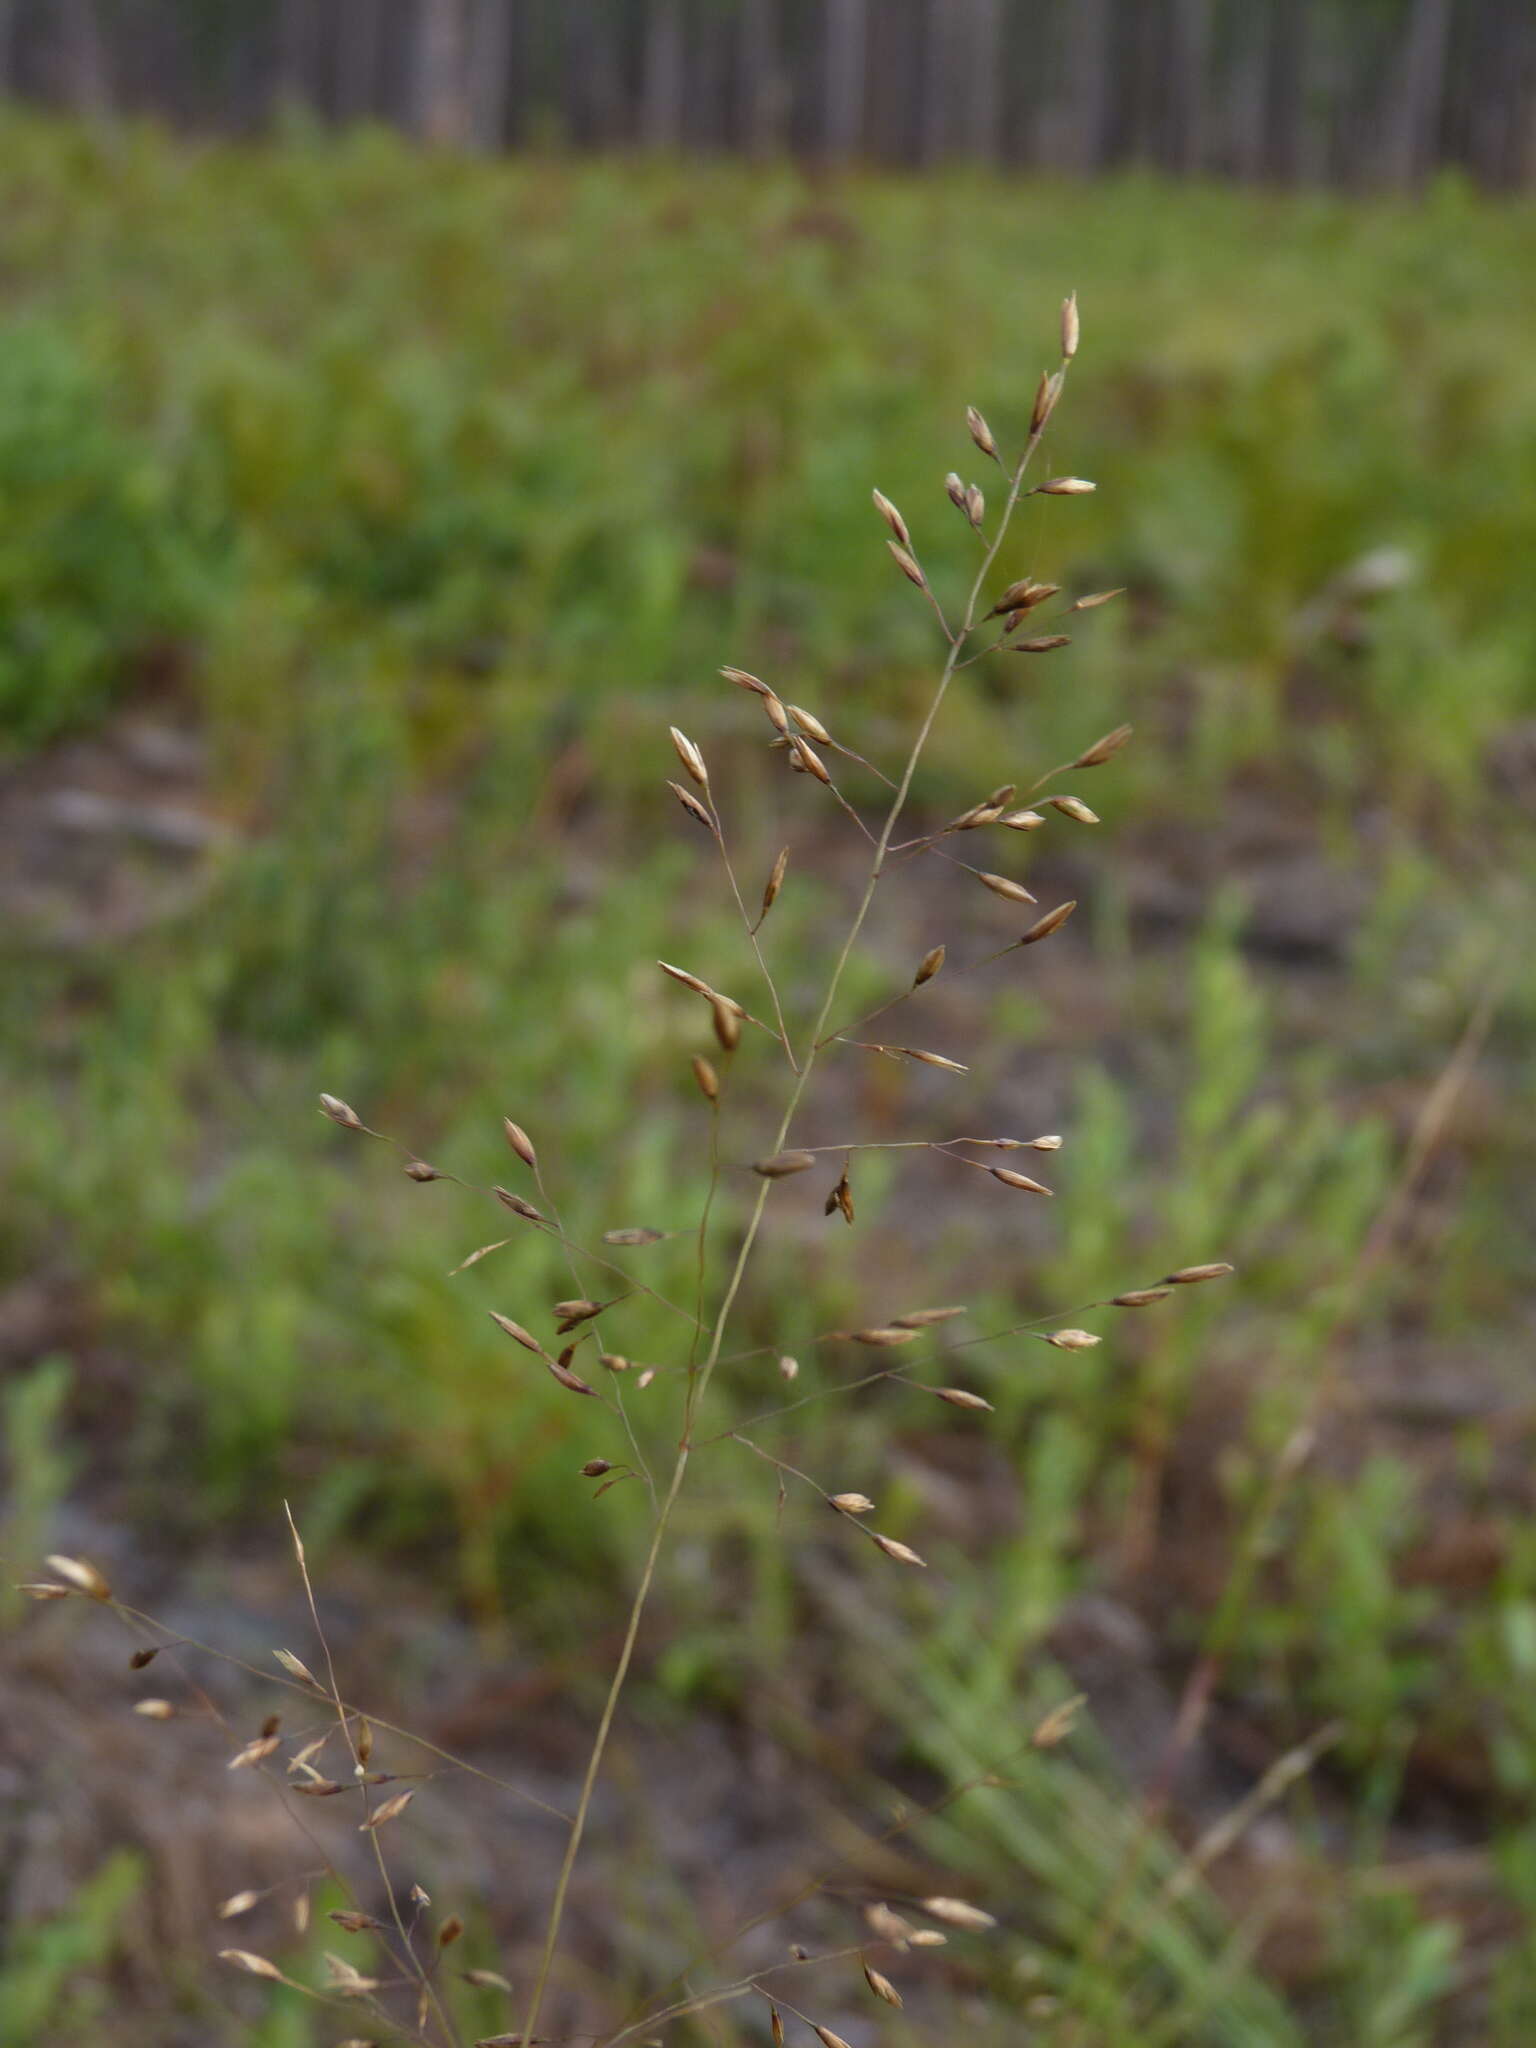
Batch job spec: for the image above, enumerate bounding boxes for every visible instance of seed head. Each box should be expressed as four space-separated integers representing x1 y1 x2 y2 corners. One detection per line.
1069 587 1126 612
966 483 985 527
669 725 708 787
1037 476 1096 496
872 488 909 546
754 1150 816 1178
788 705 830 743
892 1305 966 1326
1072 722 1133 766
944 471 967 511
979 870 1037 905
966 405 998 460
760 845 789 918
991 1167 1052 1195
46 1553 111 1600
691 1054 719 1103
1046 794 1100 824
761 689 791 733
887 540 926 589
134 1698 176 1719
1020 900 1077 944
1032 1693 1087 1747
1164 1262 1236 1285
914 945 946 986
667 779 713 828
503 1119 537 1170
874 1534 926 1568
712 996 742 1051
1013 634 1072 653
922 1896 997 1930
1042 1327 1101 1350
1061 291 1080 360
936 1387 993 1411
779 1355 799 1381
721 665 769 694
493 1186 546 1224
792 735 832 784
403 1159 443 1182
1031 369 1062 434
1000 808 1046 831
220 1950 284 1982
489 1312 545 1356
318 1092 363 1130
1112 1286 1173 1307
864 1962 904 2007
831 1493 875 1515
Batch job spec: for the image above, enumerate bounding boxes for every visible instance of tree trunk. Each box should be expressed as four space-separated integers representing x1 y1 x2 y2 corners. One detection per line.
58 0 110 115
959 0 1002 165
415 0 471 146
1063 0 1111 173
1386 0 1451 187
641 0 686 151
822 0 866 160
1261 0 1308 186
337 0 385 122
469 0 515 150
1167 0 1211 174
740 0 786 157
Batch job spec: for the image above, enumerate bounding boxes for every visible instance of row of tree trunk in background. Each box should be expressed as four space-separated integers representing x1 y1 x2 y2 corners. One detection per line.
3 0 1533 190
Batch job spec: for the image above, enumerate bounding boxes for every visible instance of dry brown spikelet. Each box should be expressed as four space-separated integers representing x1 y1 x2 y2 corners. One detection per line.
991 1167 1053 1196
978 870 1037 905
887 540 927 588
46 1553 111 1600
814 2026 853 2048
754 1150 816 1178
359 1788 415 1831
1037 476 1096 495
1042 1328 1101 1350
864 1961 904 2007
1061 290 1080 360
1068 586 1125 613
1072 721 1133 766
966 404 998 459
319 1092 364 1130
874 1534 926 1567
914 944 946 986
892 1304 966 1327
965 483 985 527
761 845 789 918
712 996 742 1051
219 1949 285 1982
849 1326 919 1347
1032 1692 1088 1747
935 1387 993 1411
1020 900 1077 944
921 1896 997 1930
1112 1286 1173 1307
668 725 708 787
1013 633 1072 653
1046 794 1100 824
489 1312 545 1357
1000 808 1046 831
667 779 713 828
788 704 830 743
1164 1261 1236 1285
217 1891 260 1920
691 1054 719 1103
493 1186 546 1225
831 1493 875 1516
503 1119 538 1170
721 665 769 694
872 488 909 546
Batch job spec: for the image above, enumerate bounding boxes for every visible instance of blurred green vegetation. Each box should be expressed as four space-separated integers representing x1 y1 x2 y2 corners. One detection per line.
4 116 1535 2042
